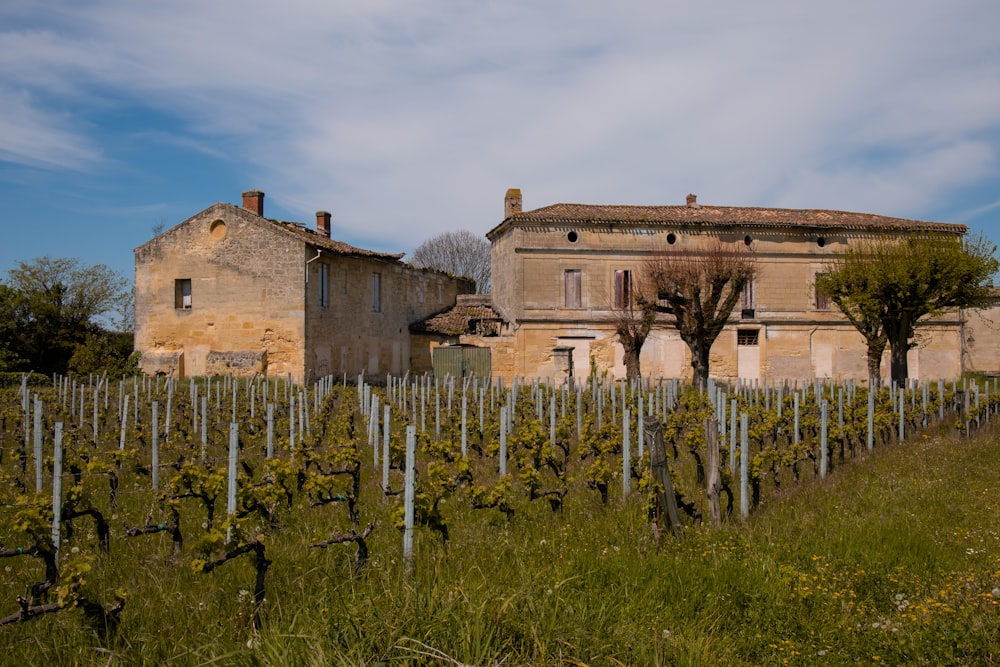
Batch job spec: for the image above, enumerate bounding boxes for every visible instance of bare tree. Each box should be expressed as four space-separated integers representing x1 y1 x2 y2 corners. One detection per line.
608 270 656 382
641 240 756 389
409 230 491 293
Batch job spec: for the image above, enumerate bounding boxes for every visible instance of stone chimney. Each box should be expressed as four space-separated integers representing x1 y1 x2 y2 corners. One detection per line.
316 211 331 238
242 190 265 216
686 193 698 207
505 188 522 218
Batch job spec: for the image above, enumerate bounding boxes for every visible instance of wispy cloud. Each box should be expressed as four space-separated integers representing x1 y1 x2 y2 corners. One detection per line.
1 0 998 259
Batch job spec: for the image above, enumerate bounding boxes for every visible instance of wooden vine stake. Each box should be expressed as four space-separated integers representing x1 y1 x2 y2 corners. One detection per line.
643 416 682 541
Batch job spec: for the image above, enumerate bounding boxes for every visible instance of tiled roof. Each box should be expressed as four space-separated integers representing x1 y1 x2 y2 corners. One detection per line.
411 296 503 336
488 202 966 238
269 218 404 260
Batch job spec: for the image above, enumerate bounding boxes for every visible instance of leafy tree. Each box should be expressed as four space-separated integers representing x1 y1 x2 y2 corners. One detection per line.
0 284 28 371
2 257 130 375
641 240 756 389
818 234 998 384
814 268 888 384
409 230 491 293
68 331 138 377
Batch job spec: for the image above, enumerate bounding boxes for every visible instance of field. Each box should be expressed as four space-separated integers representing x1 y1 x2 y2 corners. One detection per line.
0 374 997 665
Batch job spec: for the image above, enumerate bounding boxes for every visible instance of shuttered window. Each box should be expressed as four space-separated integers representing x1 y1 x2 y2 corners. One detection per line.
614 269 631 309
564 270 582 308
814 273 830 310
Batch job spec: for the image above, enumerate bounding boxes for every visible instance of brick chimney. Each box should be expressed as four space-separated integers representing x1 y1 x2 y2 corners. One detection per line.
242 190 265 216
505 188 522 218
686 193 698 207
316 211 331 238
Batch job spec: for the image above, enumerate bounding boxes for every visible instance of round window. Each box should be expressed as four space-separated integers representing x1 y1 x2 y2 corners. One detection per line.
210 219 227 240
567 231 578 243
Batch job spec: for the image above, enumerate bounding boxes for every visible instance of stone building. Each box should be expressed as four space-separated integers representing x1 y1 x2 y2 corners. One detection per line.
425 188 995 384
134 190 472 382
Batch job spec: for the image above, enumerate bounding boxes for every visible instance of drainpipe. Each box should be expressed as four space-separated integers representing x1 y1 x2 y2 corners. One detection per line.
305 248 322 283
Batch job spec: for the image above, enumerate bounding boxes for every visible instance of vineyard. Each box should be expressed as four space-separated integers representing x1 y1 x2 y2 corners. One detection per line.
0 371 997 665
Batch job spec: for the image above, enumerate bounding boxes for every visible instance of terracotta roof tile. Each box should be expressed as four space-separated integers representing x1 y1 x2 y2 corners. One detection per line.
270 219 404 260
412 296 503 336
488 202 966 238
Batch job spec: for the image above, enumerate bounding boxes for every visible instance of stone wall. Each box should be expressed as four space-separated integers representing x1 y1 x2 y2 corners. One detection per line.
205 350 267 376
482 221 967 383
135 203 306 379
303 255 472 381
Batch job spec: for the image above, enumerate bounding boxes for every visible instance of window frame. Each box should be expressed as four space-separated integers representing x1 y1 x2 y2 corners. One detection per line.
737 329 759 346
174 278 192 310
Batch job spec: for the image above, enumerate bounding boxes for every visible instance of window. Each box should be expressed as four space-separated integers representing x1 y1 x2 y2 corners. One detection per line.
372 272 382 312
318 263 329 308
613 269 631 309
741 279 755 318
174 279 192 310
814 273 830 310
564 269 582 308
737 329 759 346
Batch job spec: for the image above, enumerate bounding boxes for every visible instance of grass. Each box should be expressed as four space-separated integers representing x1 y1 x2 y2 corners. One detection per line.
1 392 999 665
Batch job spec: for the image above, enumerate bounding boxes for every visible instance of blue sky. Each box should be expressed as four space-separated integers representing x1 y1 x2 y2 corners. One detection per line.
2 1 999 285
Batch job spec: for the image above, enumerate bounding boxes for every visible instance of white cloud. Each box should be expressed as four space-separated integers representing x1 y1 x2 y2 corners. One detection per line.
1 0 998 253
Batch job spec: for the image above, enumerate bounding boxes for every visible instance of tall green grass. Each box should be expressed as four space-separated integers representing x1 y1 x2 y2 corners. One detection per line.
2 417 999 665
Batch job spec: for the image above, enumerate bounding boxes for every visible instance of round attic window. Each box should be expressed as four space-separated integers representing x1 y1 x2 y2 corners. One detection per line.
667 233 677 245
817 236 826 247
209 219 227 240
743 235 752 246
567 231 578 243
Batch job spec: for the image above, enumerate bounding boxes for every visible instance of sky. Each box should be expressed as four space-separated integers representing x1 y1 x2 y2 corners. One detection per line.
1 1 999 285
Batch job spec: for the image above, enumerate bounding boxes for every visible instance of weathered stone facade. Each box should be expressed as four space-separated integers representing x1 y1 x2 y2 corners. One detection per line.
134 190 472 382
464 189 991 384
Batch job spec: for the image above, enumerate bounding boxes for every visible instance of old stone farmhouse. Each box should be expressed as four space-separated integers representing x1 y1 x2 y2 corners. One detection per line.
420 189 999 384
134 190 472 382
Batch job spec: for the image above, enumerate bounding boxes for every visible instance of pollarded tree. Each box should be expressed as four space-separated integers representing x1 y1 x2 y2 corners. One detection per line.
608 269 656 382
814 268 888 384
409 230 491 293
641 240 756 389
819 234 998 384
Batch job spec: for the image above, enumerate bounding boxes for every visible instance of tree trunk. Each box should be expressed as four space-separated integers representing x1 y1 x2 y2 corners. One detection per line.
889 341 909 385
687 338 711 390
866 340 886 385
885 313 912 384
622 343 642 384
